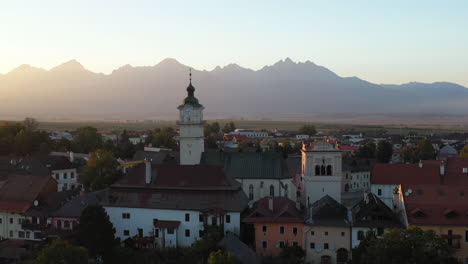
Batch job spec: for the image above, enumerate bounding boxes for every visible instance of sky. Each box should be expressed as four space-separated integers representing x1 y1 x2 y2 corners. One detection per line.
1 0 468 86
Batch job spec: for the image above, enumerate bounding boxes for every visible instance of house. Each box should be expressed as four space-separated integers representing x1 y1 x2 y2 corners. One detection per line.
0 174 57 240
402 184 468 263
201 152 296 203
243 196 304 257
342 159 372 193
370 160 443 208
351 192 404 248
35 155 79 191
304 195 351 264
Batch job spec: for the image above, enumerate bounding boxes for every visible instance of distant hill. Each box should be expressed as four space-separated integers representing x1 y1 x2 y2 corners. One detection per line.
1 58 467 121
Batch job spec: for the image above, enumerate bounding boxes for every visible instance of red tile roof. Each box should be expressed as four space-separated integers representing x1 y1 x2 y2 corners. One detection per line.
243 197 304 223
371 160 443 185
443 157 468 185
403 184 468 226
0 175 57 213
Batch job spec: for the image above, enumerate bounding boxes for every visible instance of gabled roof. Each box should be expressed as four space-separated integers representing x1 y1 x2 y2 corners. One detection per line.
403 184 468 226
443 157 468 185
34 155 75 171
308 195 350 226
52 190 107 218
371 160 442 185
201 152 291 179
352 192 404 228
243 197 304 223
24 188 80 217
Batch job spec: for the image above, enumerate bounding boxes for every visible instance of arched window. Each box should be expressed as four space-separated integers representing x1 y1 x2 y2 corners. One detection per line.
326 165 332 176
284 184 288 198
315 165 320 176
269 185 275 196
64 220 70 229
57 220 62 230
249 185 254 200
321 165 326 175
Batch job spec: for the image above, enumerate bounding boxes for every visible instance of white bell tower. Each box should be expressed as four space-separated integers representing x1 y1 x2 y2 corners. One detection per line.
177 69 205 165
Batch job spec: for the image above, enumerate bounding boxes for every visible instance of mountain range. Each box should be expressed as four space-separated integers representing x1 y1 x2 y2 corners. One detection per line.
1 58 468 122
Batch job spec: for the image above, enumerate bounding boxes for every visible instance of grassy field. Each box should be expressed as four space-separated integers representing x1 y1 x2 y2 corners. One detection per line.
1 119 461 136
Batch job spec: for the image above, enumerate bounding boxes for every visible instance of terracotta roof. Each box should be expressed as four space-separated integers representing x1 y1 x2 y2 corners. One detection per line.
155 220 180 228
371 160 442 185
352 192 404 228
403 184 468 226
114 164 240 190
243 197 304 223
443 157 468 185
0 175 57 213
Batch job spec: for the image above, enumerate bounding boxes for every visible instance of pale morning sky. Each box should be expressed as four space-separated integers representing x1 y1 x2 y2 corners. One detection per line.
1 0 467 86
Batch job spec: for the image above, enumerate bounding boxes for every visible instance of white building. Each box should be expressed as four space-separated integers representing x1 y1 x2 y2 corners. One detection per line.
229 129 269 139
302 140 343 206
36 155 79 191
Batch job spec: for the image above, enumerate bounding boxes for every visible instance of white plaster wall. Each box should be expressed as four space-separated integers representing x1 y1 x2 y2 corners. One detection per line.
0 213 38 241
370 184 398 209
238 178 297 202
104 207 240 247
52 168 78 191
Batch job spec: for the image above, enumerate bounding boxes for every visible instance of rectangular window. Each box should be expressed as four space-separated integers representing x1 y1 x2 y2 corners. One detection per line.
26 231 30 239
466 230 468 242
155 229 159 238
71 172 75 178
185 229 190 237
311 231 315 236
324 243 329 249
262 225 267 232
310 243 315 248
212 216 217 226
168 228 175 235
137 228 143 237
56 174 60 180
292 241 298 247
18 218 22 224
262 241 267 248
279 241 285 248
378 189 382 196
185 213 190 222
0 218 2 224
123 230 129 236
226 215 231 223
280 226 285 234
341 232 345 237
153 219 158 226
199 214 204 222
325 231 328 236
9 230 13 237
10 218 13 224
122 213 130 219
64 173 68 179
18 231 25 238
293 227 298 235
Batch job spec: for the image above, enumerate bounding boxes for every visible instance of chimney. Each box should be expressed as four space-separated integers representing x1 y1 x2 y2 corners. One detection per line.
69 151 74 162
145 160 152 184
268 196 274 212
418 160 423 168
440 162 445 176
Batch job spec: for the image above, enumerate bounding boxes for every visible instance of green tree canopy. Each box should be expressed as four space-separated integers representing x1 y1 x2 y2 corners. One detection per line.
402 146 418 163
356 227 456 264
0 119 52 155
79 149 121 190
205 122 221 136
77 205 116 261
461 144 468 158
376 140 393 163
358 142 376 159
73 126 103 153
152 127 177 149
417 138 435 160
208 250 239 264
278 245 306 264
298 124 316 136
35 240 88 264
222 122 236 133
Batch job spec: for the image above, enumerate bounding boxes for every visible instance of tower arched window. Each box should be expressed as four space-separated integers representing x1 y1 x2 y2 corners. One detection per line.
269 185 275 196
327 165 332 176
315 165 320 176
249 185 254 200
321 165 326 175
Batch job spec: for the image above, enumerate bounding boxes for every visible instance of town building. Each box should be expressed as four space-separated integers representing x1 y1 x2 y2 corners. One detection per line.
243 196 304 257
35 155 79 191
342 159 372 193
201 151 296 203
304 195 351 264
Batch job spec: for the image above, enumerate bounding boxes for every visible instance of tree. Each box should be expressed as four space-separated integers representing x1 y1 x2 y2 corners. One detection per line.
298 124 316 136
358 142 376 159
23 117 39 132
77 205 116 261
205 122 221 136
35 240 88 264
417 138 434 160
278 245 306 264
73 126 103 153
206 136 218 149
208 250 239 264
402 146 418 163
461 144 468 158
222 122 236 133
356 227 456 264
190 229 223 263
376 140 393 163
152 127 177 149
79 149 121 190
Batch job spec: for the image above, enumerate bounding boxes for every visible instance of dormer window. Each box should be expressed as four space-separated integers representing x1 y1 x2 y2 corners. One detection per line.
443 208 458 218
411 208 425 218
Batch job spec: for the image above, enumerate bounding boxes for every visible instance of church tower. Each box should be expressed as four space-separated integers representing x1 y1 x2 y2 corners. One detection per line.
178 70 205 165
302 140 343 206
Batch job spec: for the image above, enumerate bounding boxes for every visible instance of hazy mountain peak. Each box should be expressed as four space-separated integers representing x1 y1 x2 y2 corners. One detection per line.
8 64 45 75
50 59 86 72
156 58 183 67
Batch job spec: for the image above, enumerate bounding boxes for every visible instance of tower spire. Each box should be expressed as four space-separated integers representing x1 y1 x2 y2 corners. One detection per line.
189 68 192 84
